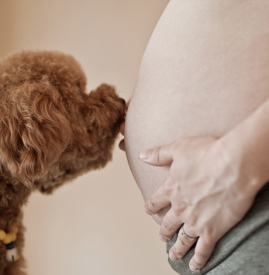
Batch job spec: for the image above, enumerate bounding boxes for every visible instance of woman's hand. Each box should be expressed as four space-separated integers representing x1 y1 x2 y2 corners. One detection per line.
140 136 257 271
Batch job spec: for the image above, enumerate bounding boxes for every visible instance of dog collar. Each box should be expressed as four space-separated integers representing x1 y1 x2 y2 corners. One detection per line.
0 223 20 262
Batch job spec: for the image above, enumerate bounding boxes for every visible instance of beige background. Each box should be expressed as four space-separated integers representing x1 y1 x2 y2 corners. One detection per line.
0 0 177 274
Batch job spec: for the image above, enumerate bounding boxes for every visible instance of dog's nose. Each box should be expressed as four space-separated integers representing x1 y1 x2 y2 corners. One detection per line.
119 97 126 105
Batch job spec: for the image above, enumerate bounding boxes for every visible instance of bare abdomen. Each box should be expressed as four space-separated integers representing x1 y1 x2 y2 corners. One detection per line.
125 0 269 224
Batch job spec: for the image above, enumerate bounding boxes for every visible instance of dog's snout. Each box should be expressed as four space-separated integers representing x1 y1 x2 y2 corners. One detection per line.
119 97 126 105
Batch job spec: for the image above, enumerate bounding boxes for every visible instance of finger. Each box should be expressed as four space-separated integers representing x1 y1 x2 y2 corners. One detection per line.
144 183 172 215
140 144 174 166
189 236 216 272
159 209 184 242
118 139 125 151
169 225 198 261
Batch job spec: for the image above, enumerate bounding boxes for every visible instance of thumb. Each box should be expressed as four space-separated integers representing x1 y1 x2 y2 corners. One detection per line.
140 144 173 166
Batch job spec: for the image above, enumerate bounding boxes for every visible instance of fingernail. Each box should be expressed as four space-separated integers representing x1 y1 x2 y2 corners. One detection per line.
190 265 199 272
140 150 149 160
169 252 178 261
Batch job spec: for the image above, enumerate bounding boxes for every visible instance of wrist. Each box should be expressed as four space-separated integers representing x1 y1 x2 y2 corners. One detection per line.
216 138 263 197
217 100 269 195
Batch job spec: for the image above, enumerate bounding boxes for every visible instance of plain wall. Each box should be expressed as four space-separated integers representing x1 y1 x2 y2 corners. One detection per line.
0 1 13 56
0 1 177 274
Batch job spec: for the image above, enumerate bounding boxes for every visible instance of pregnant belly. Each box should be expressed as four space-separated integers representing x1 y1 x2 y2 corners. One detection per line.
125 0 269 224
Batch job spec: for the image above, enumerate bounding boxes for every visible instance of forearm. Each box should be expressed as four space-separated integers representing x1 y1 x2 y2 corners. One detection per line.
219 98 269 194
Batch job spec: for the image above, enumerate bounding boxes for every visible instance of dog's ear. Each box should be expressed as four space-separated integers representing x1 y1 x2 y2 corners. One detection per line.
0 83 72 187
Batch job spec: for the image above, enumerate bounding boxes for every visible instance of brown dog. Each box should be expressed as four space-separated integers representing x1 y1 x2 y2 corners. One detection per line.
0 50 126 274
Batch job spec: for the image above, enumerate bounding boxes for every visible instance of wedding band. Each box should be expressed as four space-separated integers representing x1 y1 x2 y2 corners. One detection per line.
180 226 197 241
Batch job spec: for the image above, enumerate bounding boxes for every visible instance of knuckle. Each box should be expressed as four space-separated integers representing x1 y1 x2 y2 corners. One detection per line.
173 204 185 216
163 181 176 197
163 182 173 196
159 232 170 242
148 197 157 209
195 250 209 259
172 248 184 259
178 237 190 248
161 221 176 234
162 221 172 231
203 235 217 245
154 147 162 163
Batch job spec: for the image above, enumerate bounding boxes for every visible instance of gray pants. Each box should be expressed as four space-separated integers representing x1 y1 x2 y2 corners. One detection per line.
167 183 269 275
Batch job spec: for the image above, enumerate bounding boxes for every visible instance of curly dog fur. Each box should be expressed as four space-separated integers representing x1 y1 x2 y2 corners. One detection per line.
0 50 126 274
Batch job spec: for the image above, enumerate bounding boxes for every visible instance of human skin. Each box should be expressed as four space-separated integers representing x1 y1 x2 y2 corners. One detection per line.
123 0 269 272
140 111 269 271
